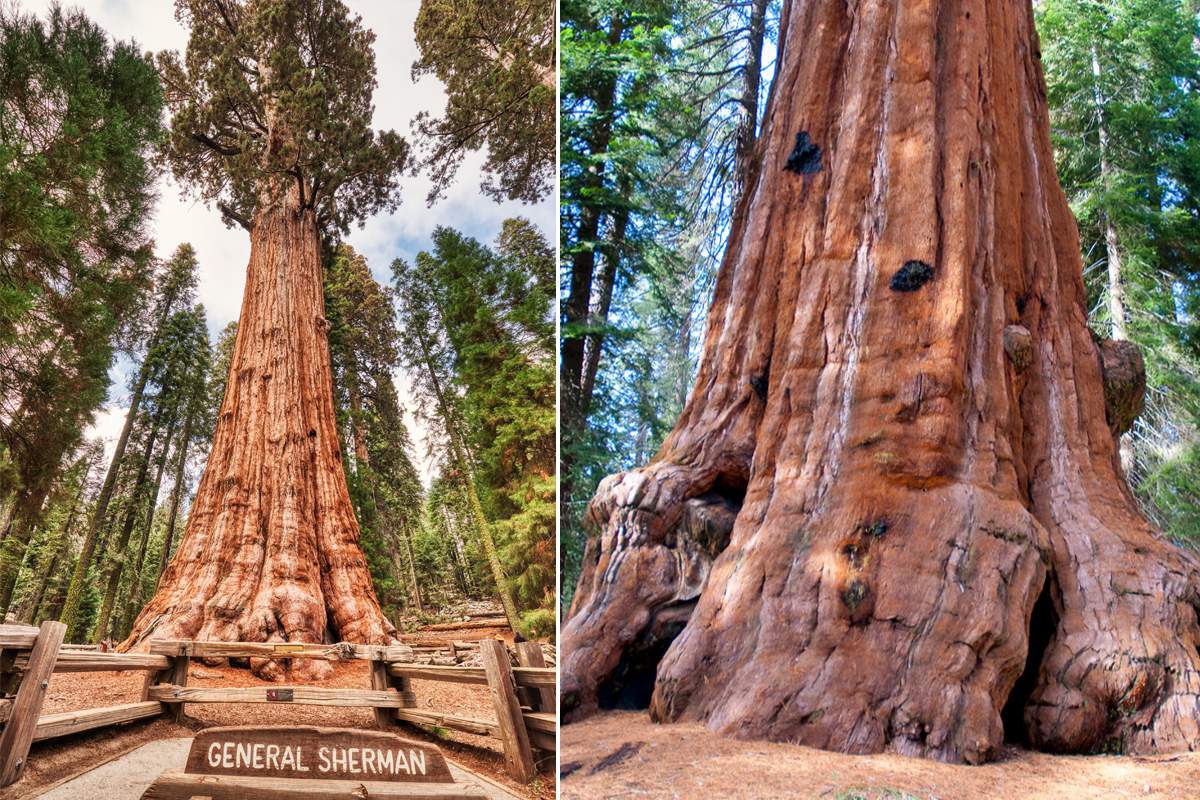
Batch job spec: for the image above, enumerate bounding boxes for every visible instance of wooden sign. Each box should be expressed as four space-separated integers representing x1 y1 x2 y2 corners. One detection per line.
185 726 455 783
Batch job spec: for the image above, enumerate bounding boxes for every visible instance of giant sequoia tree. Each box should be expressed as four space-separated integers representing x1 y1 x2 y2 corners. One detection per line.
564 0 1200 763
123 0 407 676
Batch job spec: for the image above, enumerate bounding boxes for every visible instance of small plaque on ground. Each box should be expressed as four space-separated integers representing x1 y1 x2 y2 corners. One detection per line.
185 725 455 783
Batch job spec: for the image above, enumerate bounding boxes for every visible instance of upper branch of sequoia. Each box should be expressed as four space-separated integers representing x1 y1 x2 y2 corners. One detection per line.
158 0 408 231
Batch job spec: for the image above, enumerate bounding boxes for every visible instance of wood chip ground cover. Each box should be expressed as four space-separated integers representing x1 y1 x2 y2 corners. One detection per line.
562 711 1200 800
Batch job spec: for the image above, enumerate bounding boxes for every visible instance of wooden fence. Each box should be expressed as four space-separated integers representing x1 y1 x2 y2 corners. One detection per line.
0 621 556 787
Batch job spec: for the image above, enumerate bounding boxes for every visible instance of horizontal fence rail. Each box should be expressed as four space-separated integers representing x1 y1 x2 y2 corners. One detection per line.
148 640 415 661
15 650 170 673
0 623 557 786
34 701 163 742
388 664 556 689
147 685 416 708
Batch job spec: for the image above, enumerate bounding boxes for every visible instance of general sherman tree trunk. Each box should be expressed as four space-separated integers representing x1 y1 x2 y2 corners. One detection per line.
563 0 1200 764
123 188 397 679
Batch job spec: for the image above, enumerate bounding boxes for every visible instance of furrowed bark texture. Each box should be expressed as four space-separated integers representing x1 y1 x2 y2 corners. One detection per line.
122 192 396 679
562 0 1200 763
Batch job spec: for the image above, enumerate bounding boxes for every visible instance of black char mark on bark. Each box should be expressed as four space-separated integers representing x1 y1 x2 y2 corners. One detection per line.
784 131 823 175
890 260 934 292
860 519 889 538
749 369 769 402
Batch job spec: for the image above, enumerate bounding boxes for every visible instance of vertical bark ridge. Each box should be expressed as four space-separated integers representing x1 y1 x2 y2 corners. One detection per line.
564 0 1200 763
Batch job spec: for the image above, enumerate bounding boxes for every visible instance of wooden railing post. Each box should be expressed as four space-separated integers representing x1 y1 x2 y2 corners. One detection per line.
479 639 535 782
514 642 554 714
367 662 391 729
0 620 64 787
143 642 188 722
364 652 412 729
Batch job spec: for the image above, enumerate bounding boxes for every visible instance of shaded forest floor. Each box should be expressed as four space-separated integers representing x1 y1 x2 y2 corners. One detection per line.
3 625 554 800
561 711 1200 800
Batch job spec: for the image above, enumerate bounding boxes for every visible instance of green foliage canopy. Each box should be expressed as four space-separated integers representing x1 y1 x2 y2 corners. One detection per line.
158 0 407 232
0 2 162 575
324 244 426 618
394 220 556 617
412 0 556 204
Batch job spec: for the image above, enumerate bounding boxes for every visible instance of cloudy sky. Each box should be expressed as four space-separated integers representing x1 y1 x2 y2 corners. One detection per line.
22 0 555 485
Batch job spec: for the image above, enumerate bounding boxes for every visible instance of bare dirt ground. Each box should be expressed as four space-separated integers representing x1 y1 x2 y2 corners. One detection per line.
2 628 555 800
561 711 1200 800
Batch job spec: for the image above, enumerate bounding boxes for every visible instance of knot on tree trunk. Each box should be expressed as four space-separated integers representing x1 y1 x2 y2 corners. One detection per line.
678 492 739 562
1003 324 1033 372
1098 338 1146 436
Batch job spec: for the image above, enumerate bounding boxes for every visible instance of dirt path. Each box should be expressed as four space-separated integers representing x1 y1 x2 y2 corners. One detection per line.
2 628 554 800
562 711 1200 800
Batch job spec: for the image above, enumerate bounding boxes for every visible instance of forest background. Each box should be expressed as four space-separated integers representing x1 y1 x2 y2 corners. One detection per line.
560 0 1200 609
1 0 556 642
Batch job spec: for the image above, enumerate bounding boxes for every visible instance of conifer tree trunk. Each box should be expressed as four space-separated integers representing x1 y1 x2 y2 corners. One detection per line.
395 518 424 614
564 0 1200 763
1089 44 1136 472
119 412 178 637
18 461 90 623
94 420 161 642
1089 47 1126 341
123 189 397 678
734 0 769 196
25 553 58 623
0 497 14 543
579 179 629 415
347 370 424 618
561 14 625 510
41 574 68 623
0 487 51 617
156 406 195 587
347 373 371 467
441 503 473 596
416 332 520 630
61 321 166 633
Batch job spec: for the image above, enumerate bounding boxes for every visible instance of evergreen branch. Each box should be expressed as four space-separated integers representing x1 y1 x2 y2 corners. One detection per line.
216 201 251 231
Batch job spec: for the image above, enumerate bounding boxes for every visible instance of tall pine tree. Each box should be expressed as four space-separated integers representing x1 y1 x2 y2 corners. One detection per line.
0 3 163 616
1037 0 1200 543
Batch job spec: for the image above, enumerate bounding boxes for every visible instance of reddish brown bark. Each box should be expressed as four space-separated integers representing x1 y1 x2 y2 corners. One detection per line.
563 0 1200 763
122 190 396 679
